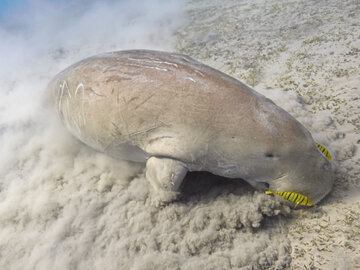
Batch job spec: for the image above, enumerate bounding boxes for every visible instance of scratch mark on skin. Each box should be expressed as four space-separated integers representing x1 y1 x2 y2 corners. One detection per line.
75 83 86 125
105 75 131 83
127 96 139 104
117 101 130 140
104 122 124 151
88 87 106 97
61 80 72 98
58 81 74 123
273 174 288 182
58 84 64 113
148 136 173 144
125 63 169 72
127 57 179 68
103 66 118 73
124 71 141 76
128 126 162 138
187 77 196 83
159 61 178 68
171 55 191 63
66 96 70 116
111 122 123 137
180 56 191 63
194 70 205 77
133 93 155 110
58 80 72 113
75 83 84 97
121 96 139 105
158 120 171 128
128 121 169 138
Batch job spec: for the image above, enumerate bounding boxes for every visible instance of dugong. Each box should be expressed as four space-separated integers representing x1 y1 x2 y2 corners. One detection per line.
49 50 334 205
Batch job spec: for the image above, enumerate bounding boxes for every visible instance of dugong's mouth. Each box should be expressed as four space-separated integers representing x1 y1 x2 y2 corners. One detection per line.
267 173 333 206
265 188 313 207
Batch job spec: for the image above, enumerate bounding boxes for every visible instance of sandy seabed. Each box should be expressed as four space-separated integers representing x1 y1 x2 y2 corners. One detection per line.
0 0 359 269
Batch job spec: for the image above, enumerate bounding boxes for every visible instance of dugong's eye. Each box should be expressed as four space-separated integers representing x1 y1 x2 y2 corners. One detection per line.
264 153 274 158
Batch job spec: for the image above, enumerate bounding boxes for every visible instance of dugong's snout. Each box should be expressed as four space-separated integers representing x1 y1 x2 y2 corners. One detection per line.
269 150 334 205
308 157 334 204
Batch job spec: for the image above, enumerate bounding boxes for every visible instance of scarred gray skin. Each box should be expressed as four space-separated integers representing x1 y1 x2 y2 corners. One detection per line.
49 50 334 205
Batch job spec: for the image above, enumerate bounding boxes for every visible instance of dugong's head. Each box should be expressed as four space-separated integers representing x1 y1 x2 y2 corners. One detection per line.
223 95 335 206
245 98 334 205
266 140 334 205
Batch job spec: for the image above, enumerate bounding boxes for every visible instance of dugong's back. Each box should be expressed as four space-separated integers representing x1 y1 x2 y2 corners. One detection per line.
50 50 303 166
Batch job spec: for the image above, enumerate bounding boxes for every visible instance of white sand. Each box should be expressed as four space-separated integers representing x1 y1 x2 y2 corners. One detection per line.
0 0 359 269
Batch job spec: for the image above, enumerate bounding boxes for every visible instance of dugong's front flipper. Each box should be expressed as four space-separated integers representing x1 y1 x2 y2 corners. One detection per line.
145 157 188 206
